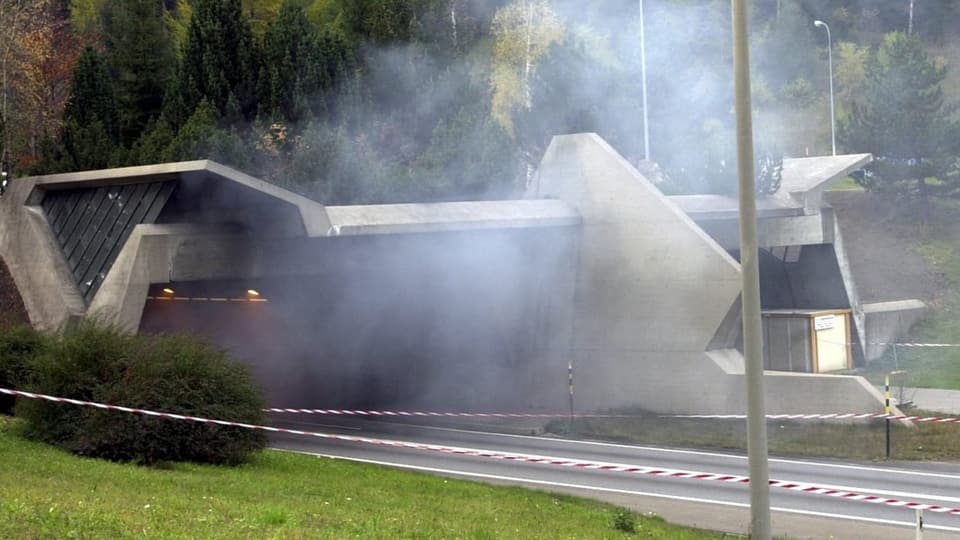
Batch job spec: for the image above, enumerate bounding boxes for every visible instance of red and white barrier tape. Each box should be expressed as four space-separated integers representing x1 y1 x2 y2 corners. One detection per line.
2 386 959 516
884 343 960 347
664 413 960 423
264 407 960 425
264 408 629 418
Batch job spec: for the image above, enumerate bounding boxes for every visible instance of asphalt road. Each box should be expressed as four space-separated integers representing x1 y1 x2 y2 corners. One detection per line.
268 417 960 539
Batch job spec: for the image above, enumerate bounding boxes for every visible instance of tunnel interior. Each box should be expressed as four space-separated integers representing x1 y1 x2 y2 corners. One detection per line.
140 228 577 412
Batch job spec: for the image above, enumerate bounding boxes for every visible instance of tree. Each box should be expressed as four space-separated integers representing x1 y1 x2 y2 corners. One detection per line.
258 0 349 124
38 46 119 172
513 30 643 169
68 0 106 36
843 32 960 220
164 0 193 54
0 1 62 173
165 99 251 170
339 0 418 45
174 0 260 125
102 0 176 147
490 0 563 136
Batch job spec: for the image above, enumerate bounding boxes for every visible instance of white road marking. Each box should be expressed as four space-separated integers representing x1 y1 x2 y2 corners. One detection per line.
274 434 960 505
274 448 960 534
365 422 960 481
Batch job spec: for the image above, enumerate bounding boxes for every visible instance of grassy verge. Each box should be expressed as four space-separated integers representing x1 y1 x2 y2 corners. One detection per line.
826 176 865 191
547 409 960 462
0 416 730 539
857 200 960 390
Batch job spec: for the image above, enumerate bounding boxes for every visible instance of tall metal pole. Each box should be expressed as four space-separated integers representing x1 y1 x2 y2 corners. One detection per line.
732 1 771 538
908 0 915 35
814 20 836 156
639 0 650 161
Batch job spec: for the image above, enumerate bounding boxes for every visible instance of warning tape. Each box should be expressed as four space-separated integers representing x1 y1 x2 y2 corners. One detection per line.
264 408 960 425
882 343 960 347
820 338 960 348
264 408 630 418
1 387 959 515
664 413 960 423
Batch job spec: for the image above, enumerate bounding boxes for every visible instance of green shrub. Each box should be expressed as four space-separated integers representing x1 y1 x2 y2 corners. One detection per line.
0 325 48 415
612 510 637 533
17 321 267 465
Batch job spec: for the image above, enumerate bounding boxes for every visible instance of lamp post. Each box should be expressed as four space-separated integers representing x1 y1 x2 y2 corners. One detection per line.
733 1 771 538
814 20 836 156
639 0 650 161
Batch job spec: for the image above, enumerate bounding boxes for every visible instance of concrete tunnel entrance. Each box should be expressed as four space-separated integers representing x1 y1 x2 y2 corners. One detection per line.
139 229 576 412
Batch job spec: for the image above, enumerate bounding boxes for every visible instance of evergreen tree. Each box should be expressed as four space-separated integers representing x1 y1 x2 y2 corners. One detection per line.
175 0 260 125
259 0 350 124
39 47 119 172
844 32 960 219
128 114 176 165
340 0 417 45
102 0 176 147
166 99 251 169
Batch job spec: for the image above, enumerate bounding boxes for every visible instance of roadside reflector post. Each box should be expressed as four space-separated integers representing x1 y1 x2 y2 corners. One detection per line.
916 507 923 540
885 374 891 459
568 361 574 432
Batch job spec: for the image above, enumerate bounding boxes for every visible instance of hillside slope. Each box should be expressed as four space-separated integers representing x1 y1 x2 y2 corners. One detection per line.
827 191 942 304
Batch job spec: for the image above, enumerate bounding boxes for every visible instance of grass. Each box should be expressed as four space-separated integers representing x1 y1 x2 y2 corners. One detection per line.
826 176 865 191
547 409 960 462
856 200 960 390
0 416 731 540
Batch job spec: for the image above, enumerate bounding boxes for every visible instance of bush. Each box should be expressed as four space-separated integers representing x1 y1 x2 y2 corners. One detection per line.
17 321 267 465
0 325 48 415
612 510 637 534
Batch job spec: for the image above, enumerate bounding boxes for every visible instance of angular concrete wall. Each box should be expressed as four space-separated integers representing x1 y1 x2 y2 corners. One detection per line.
532 133 892 414
862 300 927 361
532 134 743 413
0 178 86 330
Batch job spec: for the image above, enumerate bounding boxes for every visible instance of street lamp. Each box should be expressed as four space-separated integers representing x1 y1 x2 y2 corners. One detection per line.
639 0 650 161
814 20 836 156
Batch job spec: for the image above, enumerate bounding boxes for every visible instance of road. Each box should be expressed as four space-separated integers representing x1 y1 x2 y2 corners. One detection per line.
268 417 960 539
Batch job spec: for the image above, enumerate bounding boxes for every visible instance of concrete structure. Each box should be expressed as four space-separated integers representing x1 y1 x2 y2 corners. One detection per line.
0 134 901 414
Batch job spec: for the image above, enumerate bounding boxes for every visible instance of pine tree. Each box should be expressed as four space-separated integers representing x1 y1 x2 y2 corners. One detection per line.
165 98 251 170
102 0 176 147
176 0 259 125
40 46 119 172
844 32 960 219
258 0 330 124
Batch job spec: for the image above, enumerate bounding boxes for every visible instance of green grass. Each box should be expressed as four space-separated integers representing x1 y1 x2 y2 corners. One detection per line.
826 176 865 191
856 200 960 390
0 416 730 539
548 409 960 462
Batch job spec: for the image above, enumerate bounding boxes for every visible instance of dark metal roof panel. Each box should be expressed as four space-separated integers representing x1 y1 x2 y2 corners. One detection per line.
41 180 175 303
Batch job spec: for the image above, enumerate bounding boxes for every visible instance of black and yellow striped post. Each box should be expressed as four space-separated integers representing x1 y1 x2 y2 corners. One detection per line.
567 361 574 431
885 374 892 458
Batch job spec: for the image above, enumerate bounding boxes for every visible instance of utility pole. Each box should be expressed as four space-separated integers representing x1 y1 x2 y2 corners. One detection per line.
450 1 457 49
639 0 650 161
908 0 915 35
523 0 535 187
732 1 771 538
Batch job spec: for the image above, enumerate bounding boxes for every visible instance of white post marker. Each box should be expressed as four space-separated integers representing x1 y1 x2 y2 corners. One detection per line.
916 507 924 540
